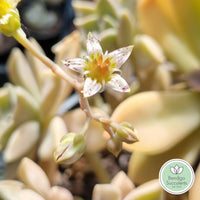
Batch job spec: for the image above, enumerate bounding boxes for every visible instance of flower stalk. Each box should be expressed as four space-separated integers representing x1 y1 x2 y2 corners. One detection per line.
13 29 82 91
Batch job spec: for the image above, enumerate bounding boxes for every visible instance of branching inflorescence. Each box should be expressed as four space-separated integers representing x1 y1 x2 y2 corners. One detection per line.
0 0 138 165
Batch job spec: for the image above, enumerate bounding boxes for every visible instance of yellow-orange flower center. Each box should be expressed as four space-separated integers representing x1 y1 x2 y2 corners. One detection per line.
85 55 115 83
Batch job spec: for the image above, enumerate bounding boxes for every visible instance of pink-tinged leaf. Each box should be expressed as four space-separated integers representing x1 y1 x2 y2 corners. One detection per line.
63 58 85 74
83 77 102 97
107 74 130 92
108 45 133 68
86 32 103 56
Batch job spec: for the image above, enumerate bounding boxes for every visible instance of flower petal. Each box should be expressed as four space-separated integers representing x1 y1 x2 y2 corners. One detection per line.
83 78 102 97
63 58 85 74
107 74 130 92
108 45 133 68
86 32 103 56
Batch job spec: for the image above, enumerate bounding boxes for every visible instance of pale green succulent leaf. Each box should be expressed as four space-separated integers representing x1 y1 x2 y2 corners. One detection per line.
74 14 99 32
97 0 118 19
25 38 50 89
73 0 96 15
13 86 39 125
117 10 135 46
0 120 16 151
138 0 200 73
100 29 118 51
111 91 200 154
17 157 51 198
0 85 19 150
3 121 40 163
0 85 39 150
92 184 121 200
0 181 23 200
133 34 165 68
40 73 72 121
102 15 118 29
124 179 162 200
7 48 40 101
128 128 200 185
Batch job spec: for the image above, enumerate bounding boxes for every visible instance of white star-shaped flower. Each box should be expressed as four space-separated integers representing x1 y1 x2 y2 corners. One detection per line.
64 32 133 98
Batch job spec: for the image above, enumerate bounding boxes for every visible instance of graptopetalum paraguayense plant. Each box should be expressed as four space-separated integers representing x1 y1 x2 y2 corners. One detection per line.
1 0 200 199
0 0 138 165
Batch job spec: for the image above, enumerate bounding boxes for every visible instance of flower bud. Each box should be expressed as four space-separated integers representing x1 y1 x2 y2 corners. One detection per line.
106 137 122 157
116 122 139 144
54 133 86 165
0 9 21 36
0 0 21 36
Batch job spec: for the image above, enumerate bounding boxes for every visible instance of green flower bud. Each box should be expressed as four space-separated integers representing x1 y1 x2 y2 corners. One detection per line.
54 133 86 165
106 136 122 157
116 122 139 144
0 9 21 36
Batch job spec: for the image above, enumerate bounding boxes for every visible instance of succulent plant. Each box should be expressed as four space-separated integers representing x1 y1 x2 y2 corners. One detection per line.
0 157 74 200
0 0 200 199
0 37 74 178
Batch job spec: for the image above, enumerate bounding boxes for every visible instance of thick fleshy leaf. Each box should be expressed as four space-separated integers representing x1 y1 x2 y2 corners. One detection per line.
111 171 135 199
19 189 45 200
17 157 51 198
86 32 103 56
128 128 200 184
133 34 165 68
100 29 118 51
7 48 40 101
13 86 39 125
138 0 200 72
72 0 96 15
92 184 121 200
63 58 85 74
0 85 16 150
117 10 135 46
48 186 74 200
107 74 130 92
124 179 162 200
189 163 200 200
97 0 118 19
108 45 133 68
3 121 40 163
83 77 102 97
0 85 39 150
74 14 99 32
0 180 24 200
25 38 50 89
38 116 67 161
40 72 72 120
111 91 200 154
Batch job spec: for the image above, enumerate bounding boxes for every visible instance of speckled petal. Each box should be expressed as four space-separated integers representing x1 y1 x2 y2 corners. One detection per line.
63 58 85 74
86 32 103 56
108 45 133 68
107 74 130 92
83 77 102 97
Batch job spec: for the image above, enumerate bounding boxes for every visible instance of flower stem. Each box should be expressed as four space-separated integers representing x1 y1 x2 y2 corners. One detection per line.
80 117 91 136
85 152 110 183
13 28 81 90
